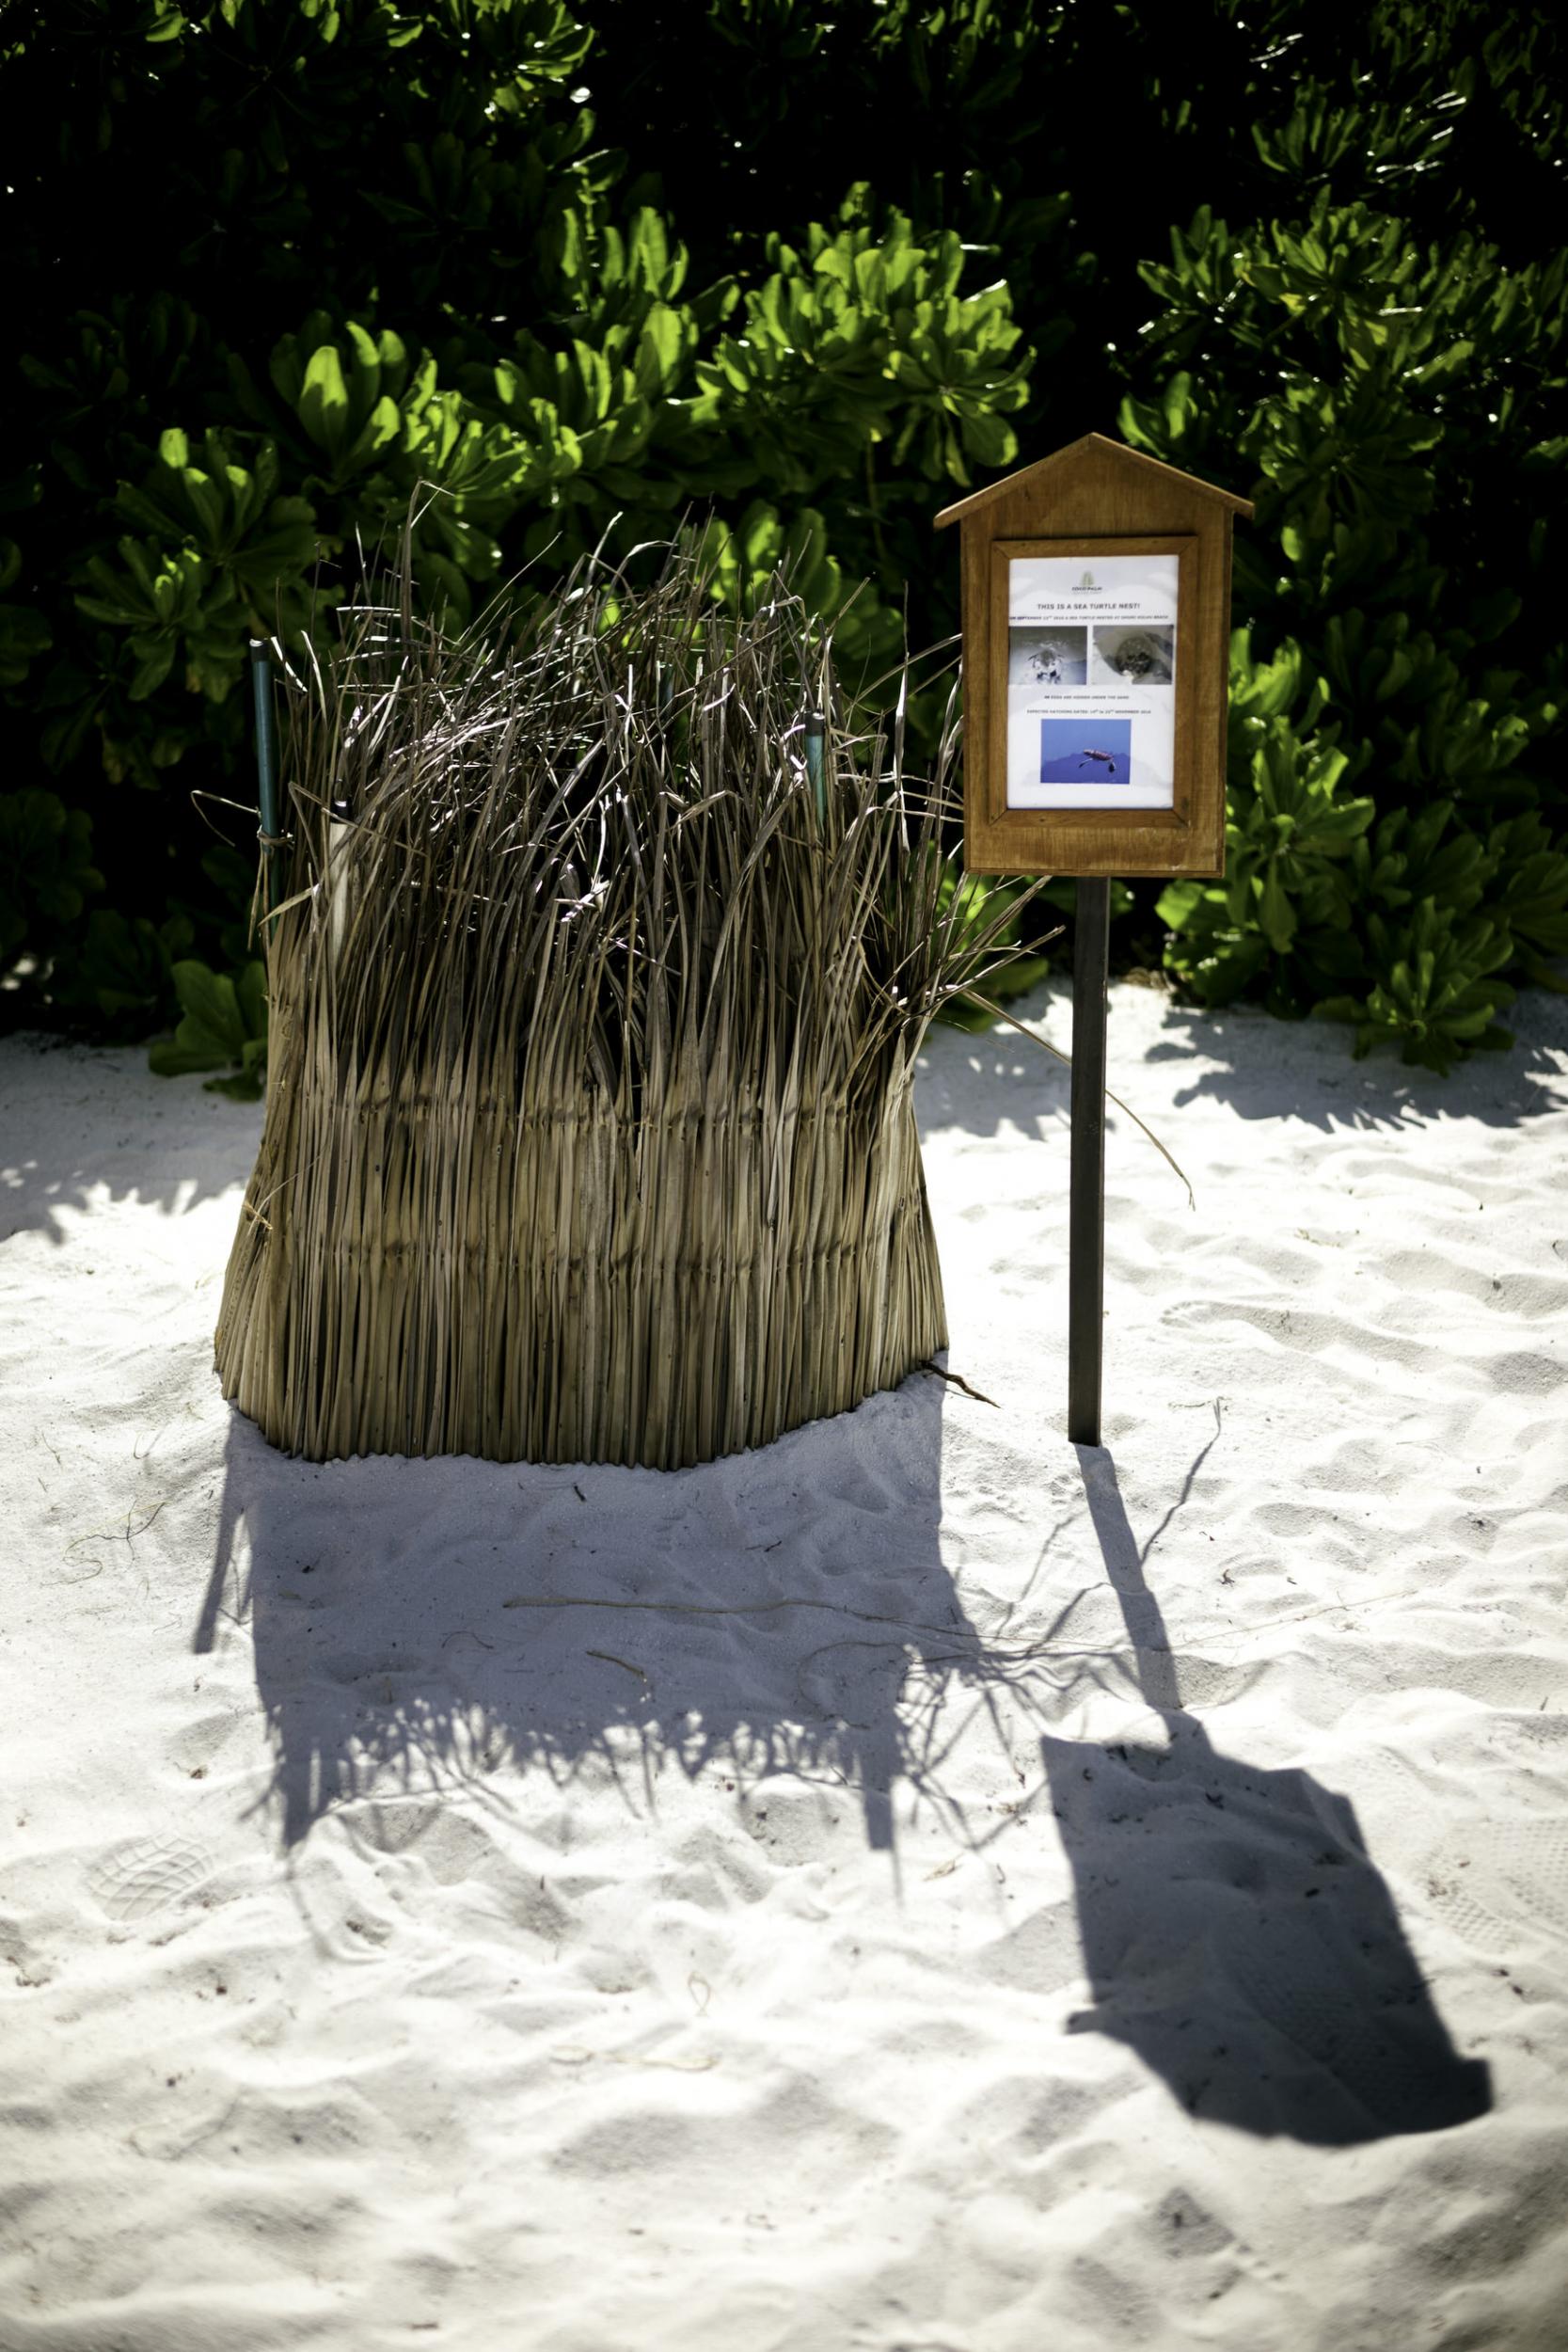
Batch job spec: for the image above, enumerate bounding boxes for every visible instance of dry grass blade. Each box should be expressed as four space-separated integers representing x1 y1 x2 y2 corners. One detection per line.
214 539 1041 1468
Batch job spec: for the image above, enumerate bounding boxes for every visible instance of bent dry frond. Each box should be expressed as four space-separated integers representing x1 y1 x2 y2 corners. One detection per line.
214 542 1033 1469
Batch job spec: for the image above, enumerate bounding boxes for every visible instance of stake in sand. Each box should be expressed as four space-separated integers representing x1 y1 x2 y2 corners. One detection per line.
215 542 1042 1470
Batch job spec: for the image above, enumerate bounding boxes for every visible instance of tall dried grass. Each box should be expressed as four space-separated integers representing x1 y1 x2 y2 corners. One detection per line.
214 538 1042 1468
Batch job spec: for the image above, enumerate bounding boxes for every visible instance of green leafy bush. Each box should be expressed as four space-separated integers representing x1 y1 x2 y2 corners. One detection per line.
1118 10 1566 1067
49 909 193 1038
1 0 1045 1056
0 469 53 691
930 873 1054 1032
148 959 269 1100
0 789 103 966
2 0 1562 1084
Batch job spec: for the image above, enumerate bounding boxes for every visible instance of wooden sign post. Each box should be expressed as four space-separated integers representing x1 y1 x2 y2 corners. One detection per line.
936 434 1253 1445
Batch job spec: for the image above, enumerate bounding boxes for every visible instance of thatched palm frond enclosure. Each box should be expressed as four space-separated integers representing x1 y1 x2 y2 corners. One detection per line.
215 545 1037 1469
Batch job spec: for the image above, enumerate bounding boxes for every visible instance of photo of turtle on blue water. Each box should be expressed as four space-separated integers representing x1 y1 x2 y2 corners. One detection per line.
1007 626 1087 687
1091 624 1174 686
1037 716 1134 785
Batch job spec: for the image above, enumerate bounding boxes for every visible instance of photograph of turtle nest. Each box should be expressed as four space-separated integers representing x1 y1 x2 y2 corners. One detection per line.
214 539 1037 1470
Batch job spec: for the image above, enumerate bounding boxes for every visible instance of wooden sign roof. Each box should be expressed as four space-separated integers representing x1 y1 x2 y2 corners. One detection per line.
934 433 1255 529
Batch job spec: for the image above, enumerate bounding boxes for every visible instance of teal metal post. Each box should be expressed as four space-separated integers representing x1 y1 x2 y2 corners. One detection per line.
803 709 826 823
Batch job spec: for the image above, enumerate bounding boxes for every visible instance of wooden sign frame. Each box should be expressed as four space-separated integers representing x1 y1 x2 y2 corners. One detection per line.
937 435 1254 880
936 435 1254 1446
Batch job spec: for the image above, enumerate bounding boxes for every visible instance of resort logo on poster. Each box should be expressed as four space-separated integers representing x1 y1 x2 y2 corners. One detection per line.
1005 552 1179 812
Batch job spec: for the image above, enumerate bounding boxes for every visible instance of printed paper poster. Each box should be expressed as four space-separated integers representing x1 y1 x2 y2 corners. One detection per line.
1005 554 1179 809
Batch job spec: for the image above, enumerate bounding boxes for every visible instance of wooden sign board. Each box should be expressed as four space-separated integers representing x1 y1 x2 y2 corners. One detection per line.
936 434 1254 879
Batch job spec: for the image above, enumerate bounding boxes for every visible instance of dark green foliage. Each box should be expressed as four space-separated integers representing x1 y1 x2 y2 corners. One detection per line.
147 958 268 1097
49 908 193 1037
929 874 1054 1032
1 0 1562 1080
1119 6 1567 1068
0 470 54 691
1316 903 1516 1073
0 788 103 964
3 0 1046 1041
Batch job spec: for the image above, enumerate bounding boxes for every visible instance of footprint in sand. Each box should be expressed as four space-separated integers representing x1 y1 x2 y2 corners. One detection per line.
0 1913 55 1988
1419 1820 1568 1953
87 1834 214 1921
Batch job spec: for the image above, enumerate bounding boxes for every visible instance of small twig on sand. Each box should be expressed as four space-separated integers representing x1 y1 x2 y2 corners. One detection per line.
586 1648 649 1683
914 1359 999 1408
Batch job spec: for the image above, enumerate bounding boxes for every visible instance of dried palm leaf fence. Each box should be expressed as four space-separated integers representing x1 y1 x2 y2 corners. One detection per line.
215 542 1041 1469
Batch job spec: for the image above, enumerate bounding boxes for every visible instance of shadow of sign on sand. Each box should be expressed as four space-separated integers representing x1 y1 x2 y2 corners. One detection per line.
196 1381 1490 2146
1044 1441 1492 2143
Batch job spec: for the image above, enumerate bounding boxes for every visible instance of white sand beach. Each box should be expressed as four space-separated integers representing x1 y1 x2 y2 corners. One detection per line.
3 978 1566 2351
